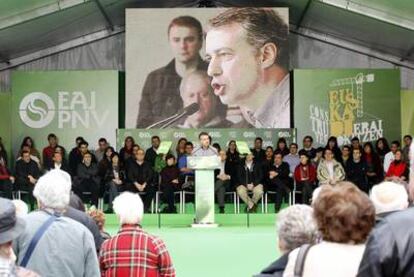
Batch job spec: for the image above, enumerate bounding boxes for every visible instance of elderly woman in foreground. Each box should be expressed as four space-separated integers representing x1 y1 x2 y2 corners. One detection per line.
256 205 319 277
99 192 175 277
283 182 376 277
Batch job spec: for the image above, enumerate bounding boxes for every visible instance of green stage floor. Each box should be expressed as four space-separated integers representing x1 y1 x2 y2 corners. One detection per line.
105 213 281 277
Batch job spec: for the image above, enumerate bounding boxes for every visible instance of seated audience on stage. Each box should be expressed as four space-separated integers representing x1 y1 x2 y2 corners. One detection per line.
300 136 316 159
47 151 70 174
0 198 39 277
145 135 161 168
226 140 241 186
13 170 100 277
311 147 324 168
124 144 141 168
212 143 221 153
294 151 316 205
317 148 345 186
179 70 230 128
126 149 156 213
88 207 111 241
383 140 400 174
175 137 188 160
357 206 414 276
236 153 264 213
0 154 13 199
178 142 195 186
268 151 290 213
70 140 97 176
284 182 375 277
119 136 135 163
99 192 175 276
0 138 8 169
17 144 41 170
351 136 363 152
251 137 266 163
74 151 101 207
104 152 125 213
42 133 65 170
283 143 300 176
402 134 412 164
325 136 343 164
215 150 232 214
346 148 369 193
276 138 290 157
375 137 390 165
341 145 351 168
18 136 41 164
68 136 85 173
369 181 408 221
15 150 41 210
362 142 383 188
98 146 115 180
385 149 409 183
264 146 274 168
256 205 318 277
160 154 181 213
94 138 109 163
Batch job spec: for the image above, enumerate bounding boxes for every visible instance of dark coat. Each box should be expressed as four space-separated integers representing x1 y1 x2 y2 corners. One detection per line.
126 160 155 186
76 163 100 185
255 253 289 277
346 159 368 192
145 147 158 168
357 208 414 277
15 159 41 185
236 162 263 186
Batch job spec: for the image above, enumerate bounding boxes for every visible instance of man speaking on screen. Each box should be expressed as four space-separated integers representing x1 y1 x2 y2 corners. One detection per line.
205 8 290 128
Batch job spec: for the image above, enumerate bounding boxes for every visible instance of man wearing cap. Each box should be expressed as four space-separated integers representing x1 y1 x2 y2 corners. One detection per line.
0 197 38 276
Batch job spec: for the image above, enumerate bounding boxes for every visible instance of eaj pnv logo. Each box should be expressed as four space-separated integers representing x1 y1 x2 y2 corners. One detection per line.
18 91 109 129
19 92 55 128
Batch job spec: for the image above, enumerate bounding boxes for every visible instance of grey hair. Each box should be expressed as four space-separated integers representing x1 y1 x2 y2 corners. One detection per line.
277 205 318 253
33 169 71 211
113 192 143 225
370 181 408 214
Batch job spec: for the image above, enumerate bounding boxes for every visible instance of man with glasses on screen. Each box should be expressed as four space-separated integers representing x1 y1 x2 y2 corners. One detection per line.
136 16 208 128
206 8 290 128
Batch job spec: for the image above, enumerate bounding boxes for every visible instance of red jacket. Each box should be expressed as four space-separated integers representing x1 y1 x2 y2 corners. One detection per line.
294 163 316 183
0 164 10 180
386 161 408 178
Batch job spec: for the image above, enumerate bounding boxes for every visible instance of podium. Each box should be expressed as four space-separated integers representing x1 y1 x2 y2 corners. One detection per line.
187 156 220 227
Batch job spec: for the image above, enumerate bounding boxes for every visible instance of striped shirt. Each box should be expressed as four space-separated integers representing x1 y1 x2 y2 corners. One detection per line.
99 224 175 277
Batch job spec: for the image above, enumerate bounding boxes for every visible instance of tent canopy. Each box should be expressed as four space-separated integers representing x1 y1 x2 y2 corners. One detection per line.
0 0 413 69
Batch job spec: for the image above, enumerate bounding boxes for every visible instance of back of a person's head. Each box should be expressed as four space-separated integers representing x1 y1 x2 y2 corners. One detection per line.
12 199 28 216
33 169 71 212
371 182 408 215
113 192 143 225
277 205 318 253
313 182 375 244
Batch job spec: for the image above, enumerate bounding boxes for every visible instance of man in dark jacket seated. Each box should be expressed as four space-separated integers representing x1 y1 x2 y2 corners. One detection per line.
256 205 318 277
346 148 369 193
160 154 180 213
74 152 101 207
14 150 41 210
268 151 291 213
126 149 156 213
215 150 232 214
48 151 71 174
236 153 263 213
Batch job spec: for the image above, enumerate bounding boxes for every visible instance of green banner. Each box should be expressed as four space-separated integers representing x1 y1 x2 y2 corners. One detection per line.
293 69 401 146
11 71 120 158
117 128 296 152
0 93 11 165
401 90 414 138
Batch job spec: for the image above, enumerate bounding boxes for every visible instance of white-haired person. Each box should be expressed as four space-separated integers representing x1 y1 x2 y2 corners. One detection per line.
255 205 319 277
99 192 175 277
13 169 100 277
370 181 408 221
11 199 29 217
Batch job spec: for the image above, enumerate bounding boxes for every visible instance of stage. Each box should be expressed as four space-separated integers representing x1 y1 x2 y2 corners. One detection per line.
105 213 280 277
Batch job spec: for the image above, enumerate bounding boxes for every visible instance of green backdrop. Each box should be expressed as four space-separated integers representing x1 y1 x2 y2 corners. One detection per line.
293 69 401 146
11 71 120 159
401 90 414 138
0 93 11 164
117 128 296 151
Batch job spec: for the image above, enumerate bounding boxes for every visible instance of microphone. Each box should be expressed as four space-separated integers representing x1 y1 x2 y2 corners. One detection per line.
145 103 200 129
